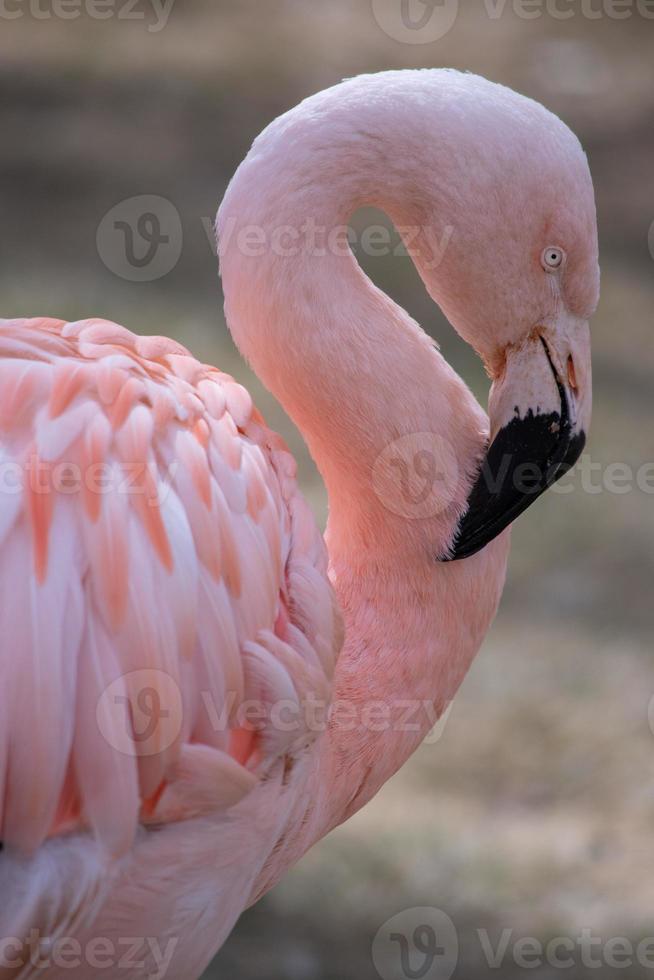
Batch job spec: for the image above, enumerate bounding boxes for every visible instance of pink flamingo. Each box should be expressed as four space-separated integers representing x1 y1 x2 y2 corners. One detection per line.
0 70 597 978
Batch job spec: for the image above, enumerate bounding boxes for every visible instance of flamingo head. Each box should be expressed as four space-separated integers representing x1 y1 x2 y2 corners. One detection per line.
414 76 600 560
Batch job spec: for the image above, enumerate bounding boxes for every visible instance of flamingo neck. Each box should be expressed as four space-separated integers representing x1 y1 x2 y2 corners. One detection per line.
218 81 490 561
218 76 509 851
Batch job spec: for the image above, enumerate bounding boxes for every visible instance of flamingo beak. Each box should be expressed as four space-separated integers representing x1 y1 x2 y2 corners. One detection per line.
442 320 591 562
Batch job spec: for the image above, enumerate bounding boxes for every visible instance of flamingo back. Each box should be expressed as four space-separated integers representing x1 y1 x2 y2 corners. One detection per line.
0 317 340 860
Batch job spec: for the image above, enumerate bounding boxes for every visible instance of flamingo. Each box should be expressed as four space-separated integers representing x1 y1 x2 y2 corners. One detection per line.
0 69 597 979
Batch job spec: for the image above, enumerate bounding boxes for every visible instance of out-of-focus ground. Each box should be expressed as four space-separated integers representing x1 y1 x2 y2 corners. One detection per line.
1 2 653 977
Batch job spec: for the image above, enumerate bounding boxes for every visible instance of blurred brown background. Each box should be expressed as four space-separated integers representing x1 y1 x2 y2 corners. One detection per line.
1 2 653 977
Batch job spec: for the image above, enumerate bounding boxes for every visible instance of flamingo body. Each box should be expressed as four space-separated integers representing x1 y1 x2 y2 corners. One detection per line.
0 316 339 979
0 68 599 978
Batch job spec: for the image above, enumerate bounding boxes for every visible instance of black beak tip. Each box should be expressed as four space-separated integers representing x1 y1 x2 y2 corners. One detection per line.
440 333 586 563
439 419 586 563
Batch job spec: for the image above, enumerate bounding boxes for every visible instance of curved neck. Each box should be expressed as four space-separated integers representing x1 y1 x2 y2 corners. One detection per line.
218 84 487 563
220 78 511 888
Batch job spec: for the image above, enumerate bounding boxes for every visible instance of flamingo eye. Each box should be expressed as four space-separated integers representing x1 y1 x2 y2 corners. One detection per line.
541 246 564 271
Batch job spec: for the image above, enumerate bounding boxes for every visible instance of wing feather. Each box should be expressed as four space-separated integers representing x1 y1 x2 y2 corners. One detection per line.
0 317 342 855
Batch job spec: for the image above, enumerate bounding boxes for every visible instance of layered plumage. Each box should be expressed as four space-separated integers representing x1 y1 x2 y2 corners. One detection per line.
0 68 599 979
0 316 339 858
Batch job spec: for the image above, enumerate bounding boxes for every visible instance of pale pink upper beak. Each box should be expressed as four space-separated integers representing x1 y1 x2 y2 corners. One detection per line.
443 315 591 561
